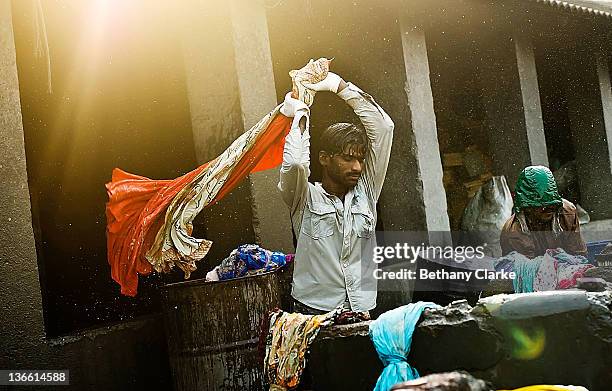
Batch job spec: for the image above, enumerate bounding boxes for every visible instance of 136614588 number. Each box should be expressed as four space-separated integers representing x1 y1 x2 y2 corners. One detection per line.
0 370 69 385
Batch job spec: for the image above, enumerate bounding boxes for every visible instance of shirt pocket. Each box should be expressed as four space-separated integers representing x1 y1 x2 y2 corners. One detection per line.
303 202 337 239
351 205 374 238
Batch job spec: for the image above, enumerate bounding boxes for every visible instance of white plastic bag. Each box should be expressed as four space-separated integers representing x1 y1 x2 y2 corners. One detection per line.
460 176 513 257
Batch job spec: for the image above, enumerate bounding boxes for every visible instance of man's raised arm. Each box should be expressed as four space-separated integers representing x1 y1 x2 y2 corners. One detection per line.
338 82 394 201
278 93 311 215
305 72 394 201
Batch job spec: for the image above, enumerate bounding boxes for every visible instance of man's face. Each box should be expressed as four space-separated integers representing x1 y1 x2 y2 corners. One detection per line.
320 144 366 190
525 205 558 224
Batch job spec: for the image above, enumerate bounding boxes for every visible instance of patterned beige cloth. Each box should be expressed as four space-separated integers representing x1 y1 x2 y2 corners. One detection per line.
264 310 336 390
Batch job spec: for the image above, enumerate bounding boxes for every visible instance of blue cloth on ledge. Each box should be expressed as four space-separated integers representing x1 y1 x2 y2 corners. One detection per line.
369 302 440 391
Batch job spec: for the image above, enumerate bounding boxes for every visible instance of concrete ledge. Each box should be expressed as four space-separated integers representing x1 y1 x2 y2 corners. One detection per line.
310 321 382 390
308 291 612 391
581 219 612 242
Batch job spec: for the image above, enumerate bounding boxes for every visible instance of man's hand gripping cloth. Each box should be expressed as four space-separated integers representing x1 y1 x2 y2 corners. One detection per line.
369 302 441 391
263 309 336 391
105 58 332 296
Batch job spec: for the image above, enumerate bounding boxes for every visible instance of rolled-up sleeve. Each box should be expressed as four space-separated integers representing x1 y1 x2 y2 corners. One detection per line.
338 83 394 201
278 93 311 215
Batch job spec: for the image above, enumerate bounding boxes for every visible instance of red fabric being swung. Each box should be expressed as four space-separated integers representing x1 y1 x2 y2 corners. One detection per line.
105 114 292 296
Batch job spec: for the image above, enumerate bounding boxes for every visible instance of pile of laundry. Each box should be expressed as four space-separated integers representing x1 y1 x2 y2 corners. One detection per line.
493 248 594 293
205 244 294 282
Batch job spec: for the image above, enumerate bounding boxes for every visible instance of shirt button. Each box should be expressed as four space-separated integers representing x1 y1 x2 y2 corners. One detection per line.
344 238 349 245
343 262 348 268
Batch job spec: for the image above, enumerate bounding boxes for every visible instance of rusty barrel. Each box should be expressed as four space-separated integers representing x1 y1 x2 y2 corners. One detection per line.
162 267 291 391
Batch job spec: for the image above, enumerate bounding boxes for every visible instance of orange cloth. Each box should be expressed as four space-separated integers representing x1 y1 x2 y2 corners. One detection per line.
105 114 292 296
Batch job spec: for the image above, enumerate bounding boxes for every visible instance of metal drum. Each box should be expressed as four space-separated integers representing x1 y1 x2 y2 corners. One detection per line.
162 268 290 391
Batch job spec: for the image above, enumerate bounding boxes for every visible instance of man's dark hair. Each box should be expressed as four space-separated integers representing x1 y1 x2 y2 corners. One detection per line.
319 122 369 156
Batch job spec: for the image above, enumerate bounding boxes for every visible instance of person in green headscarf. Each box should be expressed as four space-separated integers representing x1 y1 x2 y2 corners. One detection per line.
500 166 587 258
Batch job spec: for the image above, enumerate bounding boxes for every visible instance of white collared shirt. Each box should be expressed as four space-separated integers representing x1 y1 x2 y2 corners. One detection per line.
278 83 394 311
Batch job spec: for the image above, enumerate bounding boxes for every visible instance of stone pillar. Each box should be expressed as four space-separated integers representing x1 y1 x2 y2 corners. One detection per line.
596 52 612 174
514 30 548 167
0 0 47 365
228 0 277 130
398 19 451 238
481 29 548 187
228 0 294 253
370 17 452 316
180 0 293 256
567 48 612 220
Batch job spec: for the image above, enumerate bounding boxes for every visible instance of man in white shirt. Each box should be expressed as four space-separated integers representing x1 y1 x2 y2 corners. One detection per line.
278 71 394 314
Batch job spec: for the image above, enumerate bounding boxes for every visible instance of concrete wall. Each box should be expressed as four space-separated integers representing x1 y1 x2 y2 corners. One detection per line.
309 291 612 391
2 314 171 390
0 0 47 365
0 1 172 388
11 0 198 334
567 47 612 220
178 0 258 264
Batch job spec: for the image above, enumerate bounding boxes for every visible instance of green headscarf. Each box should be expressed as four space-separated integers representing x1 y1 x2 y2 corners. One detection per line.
513 166 562 214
